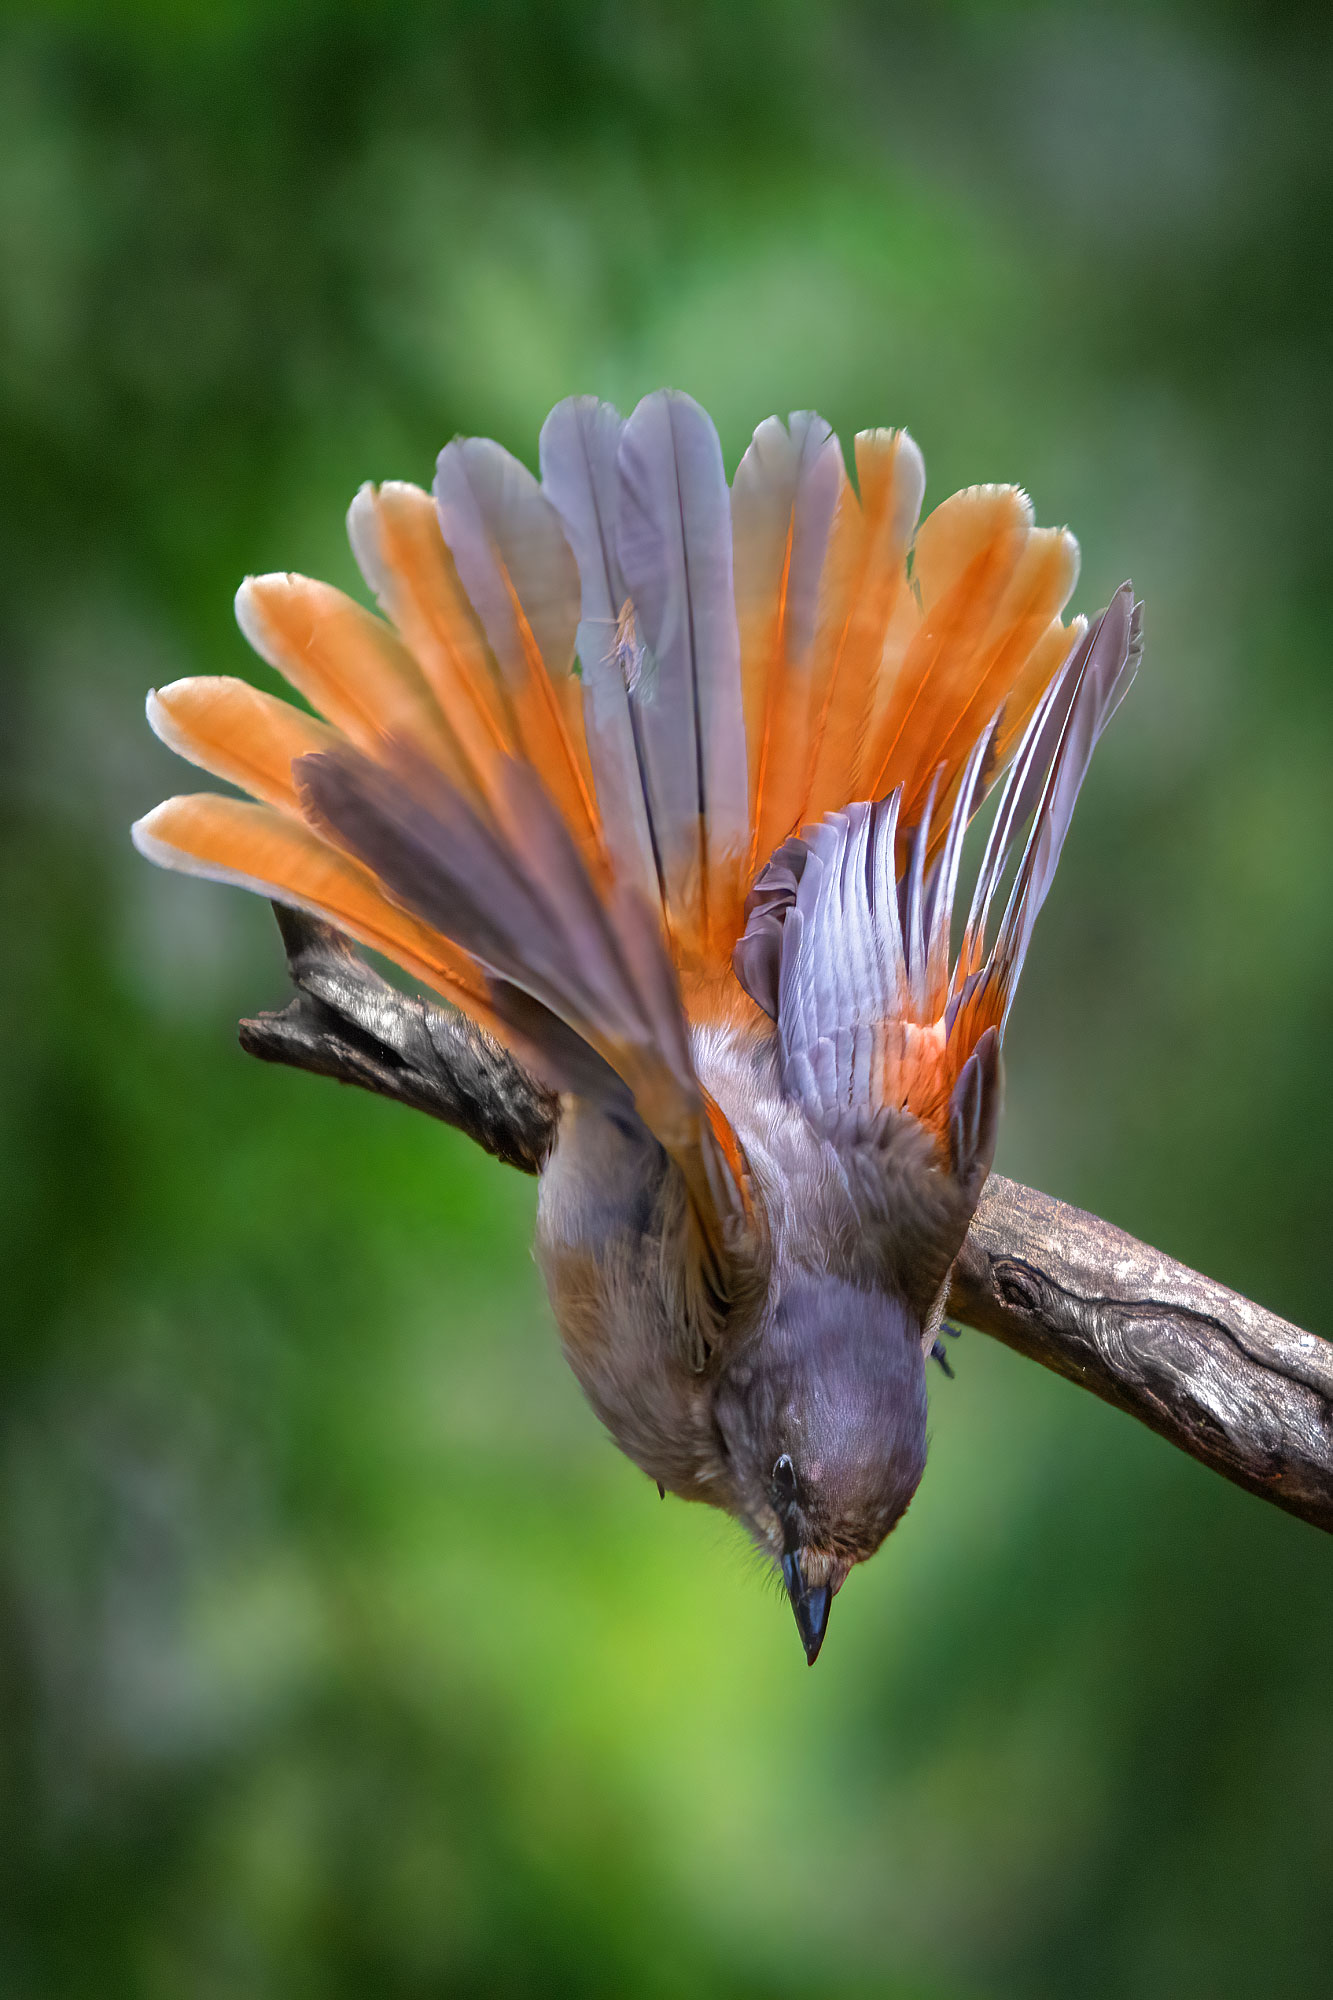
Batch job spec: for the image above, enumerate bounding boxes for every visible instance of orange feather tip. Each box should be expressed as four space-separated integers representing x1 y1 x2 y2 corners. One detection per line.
132 793 497 1020
130 796 291 900
852 426 926 505
344 479 437 607
145 677 345 814
146 682 238 788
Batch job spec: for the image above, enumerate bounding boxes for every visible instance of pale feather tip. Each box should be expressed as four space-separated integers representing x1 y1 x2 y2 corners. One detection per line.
129 803 184 869
144 682 189 754
130 801 294 905
345 483 385 599
233 575 280 667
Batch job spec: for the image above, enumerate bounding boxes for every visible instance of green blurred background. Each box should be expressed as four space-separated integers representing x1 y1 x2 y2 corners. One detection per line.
3 2 1331 1994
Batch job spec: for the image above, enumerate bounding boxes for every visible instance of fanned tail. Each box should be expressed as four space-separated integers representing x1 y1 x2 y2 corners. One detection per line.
134 410 753 1255
134 390 1132 1225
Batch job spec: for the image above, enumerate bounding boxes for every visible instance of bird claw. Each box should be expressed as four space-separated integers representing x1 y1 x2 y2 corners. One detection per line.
930 1323 961 1379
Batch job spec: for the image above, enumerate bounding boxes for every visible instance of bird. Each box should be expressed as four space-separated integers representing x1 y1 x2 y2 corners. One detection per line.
133 392 1140 1664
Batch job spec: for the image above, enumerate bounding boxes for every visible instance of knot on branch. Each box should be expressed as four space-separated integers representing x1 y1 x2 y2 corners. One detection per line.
993 1259 1044 1316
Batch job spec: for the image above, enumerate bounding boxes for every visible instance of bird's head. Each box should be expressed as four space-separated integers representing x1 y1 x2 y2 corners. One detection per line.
711 1271 929 1663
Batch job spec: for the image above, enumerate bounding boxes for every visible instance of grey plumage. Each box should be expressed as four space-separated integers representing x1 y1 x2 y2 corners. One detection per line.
539 396 662 908
433 434 579 686
303 421 1139 1659
730 411 843 676
614 391 750 913
136 392 1141 1664
959 581 1142 1030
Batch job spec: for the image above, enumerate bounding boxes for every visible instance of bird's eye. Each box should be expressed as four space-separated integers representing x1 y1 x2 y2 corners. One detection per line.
771 1453 799 1507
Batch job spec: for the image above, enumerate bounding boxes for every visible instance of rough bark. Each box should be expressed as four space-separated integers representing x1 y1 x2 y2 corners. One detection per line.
240 908 1333 1535
950 1180 1333 1531
239 906 556 1176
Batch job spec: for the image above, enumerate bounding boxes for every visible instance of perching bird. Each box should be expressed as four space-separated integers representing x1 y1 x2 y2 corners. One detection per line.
134 393 1140 1663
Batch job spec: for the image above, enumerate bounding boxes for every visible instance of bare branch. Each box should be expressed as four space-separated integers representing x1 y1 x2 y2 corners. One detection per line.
950 1180 1333 1532
238 907 556 1175
241 907 1333 1534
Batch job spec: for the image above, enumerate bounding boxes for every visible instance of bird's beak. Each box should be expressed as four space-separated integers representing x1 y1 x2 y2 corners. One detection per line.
781 1551 832 1665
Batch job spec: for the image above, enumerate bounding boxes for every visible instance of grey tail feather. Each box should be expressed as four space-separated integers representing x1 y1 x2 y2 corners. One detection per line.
730 410 843 683
432 433 579 689
539 397 663 911
601 390 749 928
541 398 844 949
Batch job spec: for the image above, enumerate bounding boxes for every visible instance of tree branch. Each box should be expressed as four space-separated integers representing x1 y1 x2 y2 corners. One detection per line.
949 1180 1333 1532
239 905 556 1175
241 908 1333 1535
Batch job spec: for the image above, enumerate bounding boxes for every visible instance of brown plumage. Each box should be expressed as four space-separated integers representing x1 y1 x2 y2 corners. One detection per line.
134 392 1140 1663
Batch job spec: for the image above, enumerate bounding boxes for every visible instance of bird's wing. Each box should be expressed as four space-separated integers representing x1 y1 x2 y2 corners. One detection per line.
734 588 1140 1286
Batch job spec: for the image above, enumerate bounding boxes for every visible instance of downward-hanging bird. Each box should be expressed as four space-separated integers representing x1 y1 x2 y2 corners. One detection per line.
134 392 1140 1663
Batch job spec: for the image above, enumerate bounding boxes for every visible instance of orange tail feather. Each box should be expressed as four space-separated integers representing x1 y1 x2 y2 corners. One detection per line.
132 793 494 1021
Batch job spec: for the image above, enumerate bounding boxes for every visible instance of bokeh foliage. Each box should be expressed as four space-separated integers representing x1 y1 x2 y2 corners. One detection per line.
2 3 1331 1995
